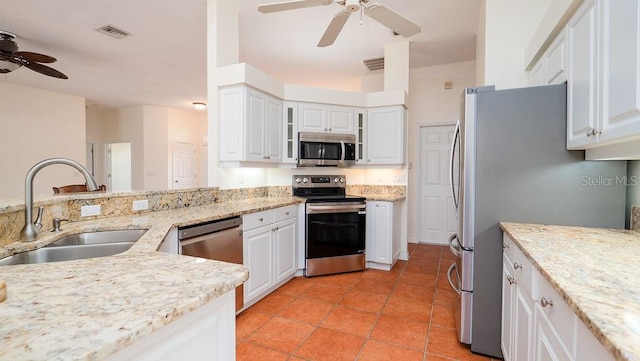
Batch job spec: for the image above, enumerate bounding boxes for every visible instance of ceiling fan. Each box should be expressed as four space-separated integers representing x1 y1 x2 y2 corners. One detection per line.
258 0 421 47
0 31 68 79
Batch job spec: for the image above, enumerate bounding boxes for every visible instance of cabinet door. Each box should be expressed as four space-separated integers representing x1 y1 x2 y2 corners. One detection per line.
243 227 273 302
502 256 515 361
529 61 545 87
367 201 392 264
534 307 572 361
265 96 283 162
514 286 534 361
274 219 296 283
367 106 405 164
599 0 640 143
245 88 266 161
567 0 599 150
355 108 367 164
327 105 355 134
298 103 327 132
545 30 567 85
283 102 298 163
219 86 244 161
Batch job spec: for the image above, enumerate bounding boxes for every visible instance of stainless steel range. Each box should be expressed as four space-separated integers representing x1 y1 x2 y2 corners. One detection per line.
292 175 366 277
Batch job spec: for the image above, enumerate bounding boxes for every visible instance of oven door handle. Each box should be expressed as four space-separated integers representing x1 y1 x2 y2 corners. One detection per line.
307 203 366 214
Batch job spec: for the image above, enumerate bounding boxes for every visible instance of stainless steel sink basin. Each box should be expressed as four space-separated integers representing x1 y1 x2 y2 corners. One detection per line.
0 229 147 266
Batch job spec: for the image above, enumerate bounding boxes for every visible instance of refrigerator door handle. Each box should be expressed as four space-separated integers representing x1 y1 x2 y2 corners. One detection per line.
449 233 460 258
449 119 460 212
447 263 461 295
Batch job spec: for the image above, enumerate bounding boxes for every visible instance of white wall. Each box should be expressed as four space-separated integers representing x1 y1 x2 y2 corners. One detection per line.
406 61 476 242
142 106 169 191
101 106 145 190
167 108 208 188
480 0 553 88
0 82 86 197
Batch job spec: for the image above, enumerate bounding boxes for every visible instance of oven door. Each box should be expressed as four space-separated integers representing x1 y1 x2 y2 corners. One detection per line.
306 202 366 258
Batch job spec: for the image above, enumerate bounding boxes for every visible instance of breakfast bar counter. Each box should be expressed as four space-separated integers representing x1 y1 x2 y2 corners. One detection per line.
0 196 303 360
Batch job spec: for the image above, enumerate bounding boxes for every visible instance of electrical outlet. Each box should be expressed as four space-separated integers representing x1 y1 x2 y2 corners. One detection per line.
80 205 101 217
132 200 149 211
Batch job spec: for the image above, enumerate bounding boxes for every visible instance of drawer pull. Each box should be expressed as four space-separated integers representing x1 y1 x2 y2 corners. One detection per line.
541 297 554 307
513 262 522 270
285 211 290 215
507 275 515 285
503 243 510 250
259 217 264 222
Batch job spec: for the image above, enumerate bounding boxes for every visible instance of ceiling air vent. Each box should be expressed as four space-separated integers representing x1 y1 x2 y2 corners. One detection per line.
95 25 131 39
362 57 384 72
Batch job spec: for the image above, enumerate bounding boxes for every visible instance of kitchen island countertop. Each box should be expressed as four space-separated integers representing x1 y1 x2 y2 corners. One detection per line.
0 196 303 360
500 222 640 361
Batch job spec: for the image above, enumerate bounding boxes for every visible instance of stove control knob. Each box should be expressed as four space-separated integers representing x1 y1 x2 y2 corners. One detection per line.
302 177 308 183
339 177 345 183
295 177 301 183
333 177 339 183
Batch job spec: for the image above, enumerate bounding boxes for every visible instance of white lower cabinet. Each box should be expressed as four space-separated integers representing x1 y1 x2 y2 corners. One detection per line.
501 234 614 361
242 205 297 307
107 290 235 361
365 201 400 270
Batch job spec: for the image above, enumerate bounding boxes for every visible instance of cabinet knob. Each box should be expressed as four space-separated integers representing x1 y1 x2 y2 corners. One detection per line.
513 262 522 270
272 227 276 232
507 275 515 285
586 128 602 137
503 243 510 250
285 211 290 215
540 297 553 307
259 217 264 222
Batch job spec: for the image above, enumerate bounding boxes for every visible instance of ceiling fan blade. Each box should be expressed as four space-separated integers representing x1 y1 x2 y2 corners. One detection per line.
258 0 332 13
364 4 421 37
15 51 57 63
24 62 68 79
318 10 351 47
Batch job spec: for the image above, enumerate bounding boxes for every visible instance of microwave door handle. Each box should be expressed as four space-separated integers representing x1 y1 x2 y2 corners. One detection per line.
340 141 345 162
449 119 460 211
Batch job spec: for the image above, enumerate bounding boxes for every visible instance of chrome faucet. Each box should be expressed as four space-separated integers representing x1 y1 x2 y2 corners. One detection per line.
20 158 99 242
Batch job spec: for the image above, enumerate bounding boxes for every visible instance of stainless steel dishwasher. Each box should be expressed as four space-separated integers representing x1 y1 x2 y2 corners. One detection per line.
178 216 244 311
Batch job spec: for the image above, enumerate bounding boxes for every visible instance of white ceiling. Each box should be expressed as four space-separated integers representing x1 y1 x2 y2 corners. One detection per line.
0 0 481 112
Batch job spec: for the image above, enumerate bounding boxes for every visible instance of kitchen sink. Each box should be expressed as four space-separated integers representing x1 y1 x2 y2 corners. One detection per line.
0 229 147 266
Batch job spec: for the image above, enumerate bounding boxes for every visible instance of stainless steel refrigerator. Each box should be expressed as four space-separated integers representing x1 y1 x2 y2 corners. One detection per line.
446 83 627 358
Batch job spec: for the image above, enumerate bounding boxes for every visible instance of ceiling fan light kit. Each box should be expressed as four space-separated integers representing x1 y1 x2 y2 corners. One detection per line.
0 30 68 79
258 0 421 47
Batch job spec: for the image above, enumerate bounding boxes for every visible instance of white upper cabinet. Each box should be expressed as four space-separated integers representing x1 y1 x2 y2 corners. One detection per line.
283 101 298 164
567 0 599 149
366 106 406 165
598 0 640 143
219 86 282 164
562 0 640 152
529 30 568 87
298 103 355 134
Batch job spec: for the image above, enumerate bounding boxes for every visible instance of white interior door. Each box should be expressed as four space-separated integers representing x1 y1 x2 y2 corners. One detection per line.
418 125 457 244
106 142 132 192
173 142 196 189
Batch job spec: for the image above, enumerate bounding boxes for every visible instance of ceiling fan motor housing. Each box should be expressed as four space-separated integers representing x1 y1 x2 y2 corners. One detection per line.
345 0 360 12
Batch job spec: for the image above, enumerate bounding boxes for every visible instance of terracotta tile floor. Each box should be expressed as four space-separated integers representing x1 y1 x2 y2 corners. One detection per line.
236 243 500 361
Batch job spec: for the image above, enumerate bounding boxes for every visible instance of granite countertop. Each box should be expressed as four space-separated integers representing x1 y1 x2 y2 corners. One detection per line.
500 222 640 361
349 193 406 202
0 196 303 361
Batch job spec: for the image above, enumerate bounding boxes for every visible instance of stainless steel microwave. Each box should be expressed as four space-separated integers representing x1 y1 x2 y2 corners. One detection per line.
298 132 356 167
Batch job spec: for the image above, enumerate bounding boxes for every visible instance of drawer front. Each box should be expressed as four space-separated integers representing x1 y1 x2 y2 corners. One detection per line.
243 210 274 231
273 205 297 223
533 269 576 349
503 234 533 291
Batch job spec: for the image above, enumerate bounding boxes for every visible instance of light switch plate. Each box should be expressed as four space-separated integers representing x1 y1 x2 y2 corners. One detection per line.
80 205 101 217
132 200 149 211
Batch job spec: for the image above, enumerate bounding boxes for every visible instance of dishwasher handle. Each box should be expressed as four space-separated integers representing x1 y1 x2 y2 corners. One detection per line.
179 225 243 247
178 217 243 240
